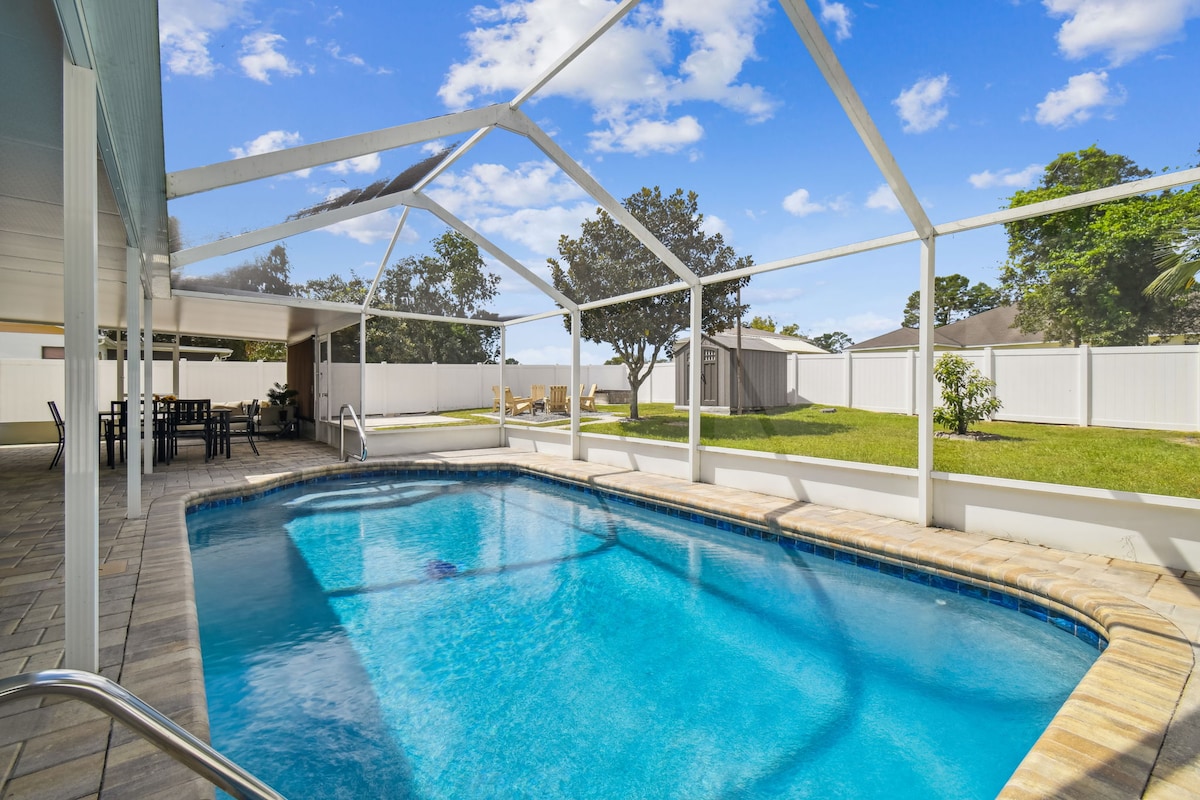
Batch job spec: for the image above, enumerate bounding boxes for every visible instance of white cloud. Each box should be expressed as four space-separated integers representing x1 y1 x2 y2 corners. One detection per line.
701 213 731 242
239 32 301 84
438 0 775 155
782 188 826 217
477 203 596 259
1044 0 1200 66
807 311 898 343
426 160 588 219
1035 70 1125 127
819 1 853 41
230 130 310 178
894 74 952 133
326 42 393 75
866 184 901 212
324 210 408 245
588 116 704 156
328 154 382 175
159 0 248 77
968 163 1044 189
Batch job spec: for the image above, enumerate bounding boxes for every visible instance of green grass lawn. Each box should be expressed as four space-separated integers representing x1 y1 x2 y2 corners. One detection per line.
391 402 1199 499
580 403 1200 500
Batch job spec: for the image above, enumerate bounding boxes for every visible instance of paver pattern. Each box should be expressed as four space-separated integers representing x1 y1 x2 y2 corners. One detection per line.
1 438 1197 799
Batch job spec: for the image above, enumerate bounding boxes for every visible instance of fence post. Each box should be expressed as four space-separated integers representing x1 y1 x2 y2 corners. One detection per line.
1078 344 1090 427
905 350 915 415
843 350 853 409
982 347 995 419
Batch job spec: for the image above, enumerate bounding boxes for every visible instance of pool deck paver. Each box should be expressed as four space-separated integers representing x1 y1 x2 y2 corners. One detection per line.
0 439 1197 799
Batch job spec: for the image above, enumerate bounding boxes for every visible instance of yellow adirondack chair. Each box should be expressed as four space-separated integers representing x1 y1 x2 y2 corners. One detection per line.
505 387 533 416
578 383 598 412
548 385 568 413
491 385 502 412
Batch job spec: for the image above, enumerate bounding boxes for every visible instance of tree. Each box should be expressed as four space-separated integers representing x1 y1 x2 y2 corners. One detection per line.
174 243 294 296
779 323 801 337
999 146 1200 346
300 231 501 364
1145 215 1200 298
550 187 750 419
933 354 1002 435
901 274 1001 328
747 315 776 332
809 331 854 353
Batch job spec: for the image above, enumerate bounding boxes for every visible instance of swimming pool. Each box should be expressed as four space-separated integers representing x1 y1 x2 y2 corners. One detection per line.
188 471 1099 799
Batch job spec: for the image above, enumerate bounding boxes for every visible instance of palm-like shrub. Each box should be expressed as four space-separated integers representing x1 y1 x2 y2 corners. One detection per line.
933 354 1001 435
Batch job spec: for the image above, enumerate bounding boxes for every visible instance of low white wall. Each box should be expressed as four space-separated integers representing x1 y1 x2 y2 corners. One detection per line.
580 433 691 480
933 471 1200 570
504 426 572 457
700 446 920 523
355 425 503 457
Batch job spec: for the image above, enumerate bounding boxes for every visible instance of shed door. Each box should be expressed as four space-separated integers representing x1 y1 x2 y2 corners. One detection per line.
701 347 719 404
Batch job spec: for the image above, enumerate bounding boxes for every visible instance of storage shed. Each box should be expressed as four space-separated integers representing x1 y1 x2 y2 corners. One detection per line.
674 328 824 409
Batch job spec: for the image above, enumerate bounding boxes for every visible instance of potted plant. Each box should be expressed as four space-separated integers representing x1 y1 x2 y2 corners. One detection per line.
260 382 299 434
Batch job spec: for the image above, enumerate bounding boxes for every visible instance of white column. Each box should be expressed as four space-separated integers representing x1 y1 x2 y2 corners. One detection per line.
359 313 367 419
125 248 142 518
1078 343 1091 427
63 60 99 672
688 288 702 482
142 292 154 474
498 326 506 432
570 309 581 460
172 336 180 395
916 237 936 527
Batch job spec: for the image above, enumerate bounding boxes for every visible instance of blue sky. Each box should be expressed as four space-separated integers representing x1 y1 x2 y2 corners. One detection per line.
159 0 1200 363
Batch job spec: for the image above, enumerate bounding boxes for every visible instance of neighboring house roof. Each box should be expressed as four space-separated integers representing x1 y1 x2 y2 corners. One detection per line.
676 326 828 355
850 305 1047 351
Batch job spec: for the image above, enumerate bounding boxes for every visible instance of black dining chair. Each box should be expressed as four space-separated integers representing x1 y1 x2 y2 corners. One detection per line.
168 399 215 461
47 401 65 469
227 399 260 457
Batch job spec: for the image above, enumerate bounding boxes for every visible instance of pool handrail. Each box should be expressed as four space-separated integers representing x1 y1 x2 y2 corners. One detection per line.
0 669 286 800
339 403 368 462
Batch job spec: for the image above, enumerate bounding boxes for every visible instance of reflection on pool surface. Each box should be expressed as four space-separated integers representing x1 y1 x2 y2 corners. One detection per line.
188 473 1098 799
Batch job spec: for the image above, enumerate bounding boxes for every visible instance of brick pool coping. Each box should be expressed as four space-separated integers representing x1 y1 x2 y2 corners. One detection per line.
3 443 1196 798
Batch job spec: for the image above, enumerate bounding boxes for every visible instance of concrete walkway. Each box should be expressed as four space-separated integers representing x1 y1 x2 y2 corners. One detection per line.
1 439 1198 799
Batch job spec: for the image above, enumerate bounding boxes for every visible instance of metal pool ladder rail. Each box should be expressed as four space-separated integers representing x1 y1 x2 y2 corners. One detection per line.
340 403 368 462
0 669 286 800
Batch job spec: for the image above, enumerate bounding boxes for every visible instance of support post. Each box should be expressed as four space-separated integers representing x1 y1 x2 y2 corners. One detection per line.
142 292 153 474
570 309 581 460
905 349 915 415
843 350 853 409
916 237 936 526
498 326 506 432
172 336 180 395
1078 343 1091 427
63 60 99 672
688 288 702 482
125 248 141 518
359 313 367 421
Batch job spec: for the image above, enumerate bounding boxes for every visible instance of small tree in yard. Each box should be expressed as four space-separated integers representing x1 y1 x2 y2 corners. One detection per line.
933 354 1002 435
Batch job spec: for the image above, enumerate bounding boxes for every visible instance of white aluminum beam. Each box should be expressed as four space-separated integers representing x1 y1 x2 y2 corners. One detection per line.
510 0 643 108
369 307 502 327
413 128 493 193
579 281 691 312
63 60 99 672
505 308 569 326
363 206 410 311
702 230 920 285
167 105 511 198
125 247 141 519
570 308 581 459
934 166 1200 236
409 193 578 310
171 287 365 314
688 289 702 482
917 237 935 526
359 313 367 424
776 0 933 239
172 189 417 268
504 110 702 287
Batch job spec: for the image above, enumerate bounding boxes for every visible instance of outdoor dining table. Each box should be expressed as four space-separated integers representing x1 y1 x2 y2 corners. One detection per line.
101 401 174 468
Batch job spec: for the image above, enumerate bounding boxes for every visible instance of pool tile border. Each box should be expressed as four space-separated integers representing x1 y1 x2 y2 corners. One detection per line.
165 454 1193 800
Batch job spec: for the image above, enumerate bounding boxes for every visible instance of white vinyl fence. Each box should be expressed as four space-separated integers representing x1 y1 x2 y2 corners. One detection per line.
327 363 671 417
791 345 1200 432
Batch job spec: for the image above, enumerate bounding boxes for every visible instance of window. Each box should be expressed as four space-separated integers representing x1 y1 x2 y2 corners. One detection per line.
41 346 64 359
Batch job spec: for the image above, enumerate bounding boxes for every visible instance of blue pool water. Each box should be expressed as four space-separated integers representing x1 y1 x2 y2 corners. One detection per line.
188 473 1098 799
